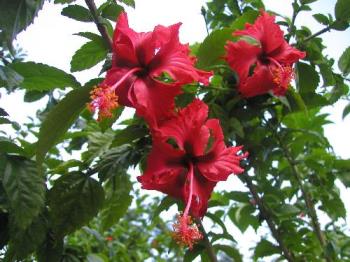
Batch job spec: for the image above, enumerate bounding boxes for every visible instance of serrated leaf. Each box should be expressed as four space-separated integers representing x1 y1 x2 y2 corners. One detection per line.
296 62 319 93
61 5 93 22
100 174 133 231
225 191 250 203
6 212 47 260
343 103 350 119
0 0 44 43
48 172 105 237
335 0 350 22
228 203 259 233
99 2 124 21
36 83 94 164
254 239 280 259
1 156 45 230
71 38 108 72
112 124 149 147
273 204 300 218
9 62 80 91
338 47 350 76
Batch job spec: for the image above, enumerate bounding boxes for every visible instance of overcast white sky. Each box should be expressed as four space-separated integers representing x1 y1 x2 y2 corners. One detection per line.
1 0 350 260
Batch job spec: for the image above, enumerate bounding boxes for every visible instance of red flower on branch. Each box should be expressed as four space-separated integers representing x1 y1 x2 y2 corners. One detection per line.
225 11 305 98
137 99 247 248
88 12 212 125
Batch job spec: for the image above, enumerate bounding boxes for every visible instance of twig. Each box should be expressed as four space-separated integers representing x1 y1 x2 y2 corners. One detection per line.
302 26 332 44
84 0 113 51
195 218 218 262
241 175 296 262
276 133 333 262
286 0 299 42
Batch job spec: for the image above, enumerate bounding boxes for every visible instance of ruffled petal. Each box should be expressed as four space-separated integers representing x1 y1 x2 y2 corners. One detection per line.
196 119 247 182
131 78 181 128
270 41 306 64
234 11 284 55
149 23 212 85
225 40 261 81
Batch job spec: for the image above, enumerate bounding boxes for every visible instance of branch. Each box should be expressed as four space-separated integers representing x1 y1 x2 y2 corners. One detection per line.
84 0 113 51
276 134 333 262
302 25 332 44
195 218 218 262
286 0 299 42
241 175 296 262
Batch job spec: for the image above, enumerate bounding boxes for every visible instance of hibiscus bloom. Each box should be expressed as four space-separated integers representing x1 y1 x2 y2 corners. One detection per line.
225 11 305 98
88 12 212 125
137 99 247 248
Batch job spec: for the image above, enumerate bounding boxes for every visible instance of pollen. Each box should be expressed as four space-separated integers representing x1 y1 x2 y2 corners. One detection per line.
271 65 294 94
87 85 119 121
172 214 203 249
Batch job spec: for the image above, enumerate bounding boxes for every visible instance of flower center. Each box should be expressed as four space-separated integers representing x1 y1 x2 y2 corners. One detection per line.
88 67 142 121
268 57 294 93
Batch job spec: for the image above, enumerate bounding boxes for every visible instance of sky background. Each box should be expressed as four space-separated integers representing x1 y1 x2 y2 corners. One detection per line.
1 0 350 260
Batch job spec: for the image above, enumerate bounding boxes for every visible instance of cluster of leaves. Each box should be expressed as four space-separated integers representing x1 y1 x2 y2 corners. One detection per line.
0 0 350 261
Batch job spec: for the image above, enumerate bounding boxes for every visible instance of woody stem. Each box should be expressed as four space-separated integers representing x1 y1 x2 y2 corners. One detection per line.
195 218 218 262
84 0 113 51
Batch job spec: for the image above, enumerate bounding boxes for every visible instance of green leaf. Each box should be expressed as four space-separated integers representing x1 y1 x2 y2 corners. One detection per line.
1 156 45 230
313 14 329 25
338 47 350 76
99 2 124 21
196 10 258 69
37 233 63 262
9 62 80 91
296 62 319 93
54 0 76 4
184 244 205 262
6 212 47 260
154 196 178 218
61 5 93 22
335 0 350 22
225 191 250 203
0 0 44 43
87 254 108 262
119 0 135 8
100 174 133 231
36 83 94 164
254 239 280 259
0 139 26 155
71 38 108 72
0 65 23 88
48 172 105 237
112 125 149 147
273 204 300 218
228 203 259 232
318 63 335 87
343 103 350 119
0 213 9 249
214 244 242 262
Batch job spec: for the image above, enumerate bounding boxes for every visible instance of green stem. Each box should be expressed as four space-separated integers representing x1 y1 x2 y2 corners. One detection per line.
276 132 333 262
84 0 113 51
195 218 218 262
242 175 296 262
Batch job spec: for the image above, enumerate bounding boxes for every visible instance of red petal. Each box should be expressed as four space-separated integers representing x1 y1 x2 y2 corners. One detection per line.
235 11 284 55
137 141 185 199
131 78 181 128
196 119 247 182
239 65 275 98
149 24 212 85
270 41 306 64
225 40 261 81
158 99 209 155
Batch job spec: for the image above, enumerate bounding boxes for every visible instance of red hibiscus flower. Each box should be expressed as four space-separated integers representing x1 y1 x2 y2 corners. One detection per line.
88 12 212 125
225 10 305 98
137 99 247 248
